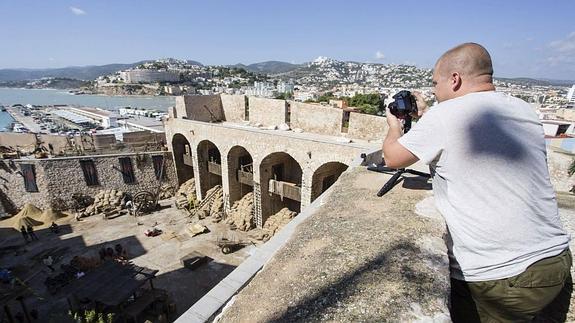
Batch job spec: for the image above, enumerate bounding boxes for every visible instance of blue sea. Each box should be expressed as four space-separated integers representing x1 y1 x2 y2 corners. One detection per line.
0 110 14 131
0 88 176 111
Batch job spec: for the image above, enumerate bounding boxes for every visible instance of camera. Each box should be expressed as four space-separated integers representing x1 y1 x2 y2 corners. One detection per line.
387 90 418 119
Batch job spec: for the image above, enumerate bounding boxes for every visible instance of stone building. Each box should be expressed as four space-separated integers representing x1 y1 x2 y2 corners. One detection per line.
0 151 176 212
165 94 388 227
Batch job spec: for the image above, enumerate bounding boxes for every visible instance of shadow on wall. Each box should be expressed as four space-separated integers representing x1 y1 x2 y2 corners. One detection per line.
268 240 448 322
467 111 527 161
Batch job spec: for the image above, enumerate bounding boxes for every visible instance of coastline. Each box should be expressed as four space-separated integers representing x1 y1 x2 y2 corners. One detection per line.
0 88 175 110
0 86 176 98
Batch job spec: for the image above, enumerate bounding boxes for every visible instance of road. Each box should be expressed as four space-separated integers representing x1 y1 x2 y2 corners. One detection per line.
6 106 42 133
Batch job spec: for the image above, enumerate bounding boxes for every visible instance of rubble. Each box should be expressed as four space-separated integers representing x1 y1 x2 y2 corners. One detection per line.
175 178 197 209
224 193 255 231
158 184 175 200
250 207 297 242
203 185 223 222
80 189 126 217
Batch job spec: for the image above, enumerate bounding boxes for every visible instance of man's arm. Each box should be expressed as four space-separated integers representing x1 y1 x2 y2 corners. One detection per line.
383 115 419 169
383 91 429 168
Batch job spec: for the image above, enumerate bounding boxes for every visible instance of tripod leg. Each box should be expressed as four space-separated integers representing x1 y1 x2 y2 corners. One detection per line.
377 171 404 197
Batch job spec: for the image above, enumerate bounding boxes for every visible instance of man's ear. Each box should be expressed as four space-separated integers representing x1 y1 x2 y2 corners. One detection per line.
451 72 462 91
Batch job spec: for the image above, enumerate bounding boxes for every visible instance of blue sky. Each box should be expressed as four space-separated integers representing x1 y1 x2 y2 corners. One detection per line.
0 0 574 80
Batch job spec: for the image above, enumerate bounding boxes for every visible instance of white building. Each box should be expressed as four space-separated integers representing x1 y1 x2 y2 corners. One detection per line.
120 70 180 84
244 81 275 98
277 81 294 94
567 85 575 106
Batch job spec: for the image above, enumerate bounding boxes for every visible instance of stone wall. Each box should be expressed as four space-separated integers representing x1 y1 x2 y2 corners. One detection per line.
290 102 342 136
165 117 378 226
176 95 224 122
0 151 177 212
0 133 90 155
221 94 246 123
347 112 388 141
248 97 286 126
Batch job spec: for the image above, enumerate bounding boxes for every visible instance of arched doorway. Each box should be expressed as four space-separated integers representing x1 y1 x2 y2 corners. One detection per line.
227 146 254 205
259 152 302 224
311 162 348 202
172 133 193 185
197 140 222 197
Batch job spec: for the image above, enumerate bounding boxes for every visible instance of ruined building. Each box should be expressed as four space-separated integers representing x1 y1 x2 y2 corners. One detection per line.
165 94 388 227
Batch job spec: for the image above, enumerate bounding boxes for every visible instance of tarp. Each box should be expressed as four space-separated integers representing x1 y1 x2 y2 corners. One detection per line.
39 208 67 223
15 203 42 220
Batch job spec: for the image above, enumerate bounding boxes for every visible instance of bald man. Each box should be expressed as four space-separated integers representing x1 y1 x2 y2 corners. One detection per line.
383 43 572 322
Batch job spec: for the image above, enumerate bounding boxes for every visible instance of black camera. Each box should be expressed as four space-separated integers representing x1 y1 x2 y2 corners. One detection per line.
387 90 418 119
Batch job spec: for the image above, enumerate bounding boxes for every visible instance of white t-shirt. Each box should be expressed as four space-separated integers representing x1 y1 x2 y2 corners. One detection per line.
398 91 570 282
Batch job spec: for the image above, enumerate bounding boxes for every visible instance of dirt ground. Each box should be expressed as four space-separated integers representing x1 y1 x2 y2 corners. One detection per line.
0 197 257 322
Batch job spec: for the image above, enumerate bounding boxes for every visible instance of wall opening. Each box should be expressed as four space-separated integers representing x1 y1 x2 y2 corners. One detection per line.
259 152 302 224
118 157 136 184
244 96 250 121
341 111 350 133
172 133 194 185
311 162 348 202
227 146 254 205
197 140 222 197
79 160 99 186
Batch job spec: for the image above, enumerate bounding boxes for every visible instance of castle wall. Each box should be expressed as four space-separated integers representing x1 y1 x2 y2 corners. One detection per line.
290 102 342 136
248 97 286 127
166 117 372 226
221 94 246 123
0 152 176 211
347 112 388 141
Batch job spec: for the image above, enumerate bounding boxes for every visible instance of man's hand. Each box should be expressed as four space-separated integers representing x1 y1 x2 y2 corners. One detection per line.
412 91 430 118
386 106 403 131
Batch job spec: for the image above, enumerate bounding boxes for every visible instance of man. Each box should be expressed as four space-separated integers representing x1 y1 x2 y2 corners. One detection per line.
20 225 29 243
383 43 572 322
26 224 38 241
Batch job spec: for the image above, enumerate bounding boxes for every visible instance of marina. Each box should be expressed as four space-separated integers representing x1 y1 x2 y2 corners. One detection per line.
0 88 175 111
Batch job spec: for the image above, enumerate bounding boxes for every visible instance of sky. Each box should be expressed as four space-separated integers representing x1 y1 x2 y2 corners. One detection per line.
0 0 574 80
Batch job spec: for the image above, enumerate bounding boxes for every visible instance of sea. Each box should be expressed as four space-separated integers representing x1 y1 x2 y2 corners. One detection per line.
0 87 176 131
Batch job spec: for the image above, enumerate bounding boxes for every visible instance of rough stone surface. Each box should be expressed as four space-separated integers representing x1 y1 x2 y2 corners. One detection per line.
217 168 450 322
0 152 176 211
346 112 388 141
290 102 342 136
248 97 286 127
220 94 246 123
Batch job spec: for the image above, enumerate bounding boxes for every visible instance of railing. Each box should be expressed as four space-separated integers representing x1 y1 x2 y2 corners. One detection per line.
208 161 222 175
238 170 253 186
183 154 194 167
268 179 301 202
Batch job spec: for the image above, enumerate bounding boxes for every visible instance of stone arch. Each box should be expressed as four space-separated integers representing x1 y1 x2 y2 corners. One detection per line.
172 133 193 185
311 161 348 202
197 140 222 197
227 145 254 205
259 152 302 224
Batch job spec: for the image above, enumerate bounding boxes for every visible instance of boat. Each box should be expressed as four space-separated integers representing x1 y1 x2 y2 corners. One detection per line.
0 106 6 112
12 123 29 133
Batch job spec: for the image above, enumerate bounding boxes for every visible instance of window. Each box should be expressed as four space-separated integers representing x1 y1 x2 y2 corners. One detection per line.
119 157 136 184
20 164 38 192
80 160 99 186
152 155 165 180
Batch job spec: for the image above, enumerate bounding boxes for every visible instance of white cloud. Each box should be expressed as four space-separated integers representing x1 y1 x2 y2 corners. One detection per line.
546 32 575 67
375 51 385 60
69 6 86 15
